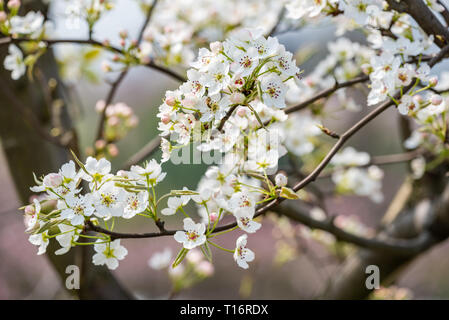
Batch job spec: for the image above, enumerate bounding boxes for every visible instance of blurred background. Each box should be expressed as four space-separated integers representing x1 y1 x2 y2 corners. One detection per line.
2 0 449 299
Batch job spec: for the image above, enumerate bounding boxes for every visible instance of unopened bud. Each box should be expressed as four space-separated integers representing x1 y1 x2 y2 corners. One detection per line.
186 250 203 264
107 116 120 127
0 12 7 23
275 173 288 187
236 107 246 117
230 92 245 104
95 139 107 150
431 94 443 105
7 0 20 9
165 96 175 106
429 76 438 87
161 114 171 124
210 212 218 223
107 144 119 157
119 30 128 39
196 261 214 276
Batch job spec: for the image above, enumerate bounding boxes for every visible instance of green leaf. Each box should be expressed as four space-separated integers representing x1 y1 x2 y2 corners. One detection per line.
280 187 299 200
35 219 62 234
70 150 90 176
172 247 189 268
170 189 199 196
43 209 62 220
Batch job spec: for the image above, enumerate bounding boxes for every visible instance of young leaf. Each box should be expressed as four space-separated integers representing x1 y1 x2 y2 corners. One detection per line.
280 187 299 200
172 247 189 268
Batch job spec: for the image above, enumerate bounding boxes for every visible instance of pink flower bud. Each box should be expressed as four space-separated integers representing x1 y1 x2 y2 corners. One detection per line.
43 173 63 188
119 30 128 39
165 96 176 106
112 54 120 62
95 139 107 150
161 114 171 124
102 39 111 47
275 173 288 187
186 250 203 264
305 77 315 87
107 116 120 127
196 261 214 276
210 41 223 54
230 92 245 104
120 39 126 47
210 212 218 223
413 95 423 104
429 76 438 87
431 95 443 105
236 107 246 117
96 100 106 112
107 144 119 157
0 12 7 23
7 0 20 9
85 147 95 156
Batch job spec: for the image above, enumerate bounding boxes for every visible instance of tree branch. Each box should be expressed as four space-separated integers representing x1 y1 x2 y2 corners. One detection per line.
0 36 186 83
94 1 160 142
387 0 449 48
284 75 369 115
276 203 434 255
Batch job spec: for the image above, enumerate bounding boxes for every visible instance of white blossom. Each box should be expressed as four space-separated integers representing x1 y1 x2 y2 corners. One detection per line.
233 234 255 269
92 239 128 270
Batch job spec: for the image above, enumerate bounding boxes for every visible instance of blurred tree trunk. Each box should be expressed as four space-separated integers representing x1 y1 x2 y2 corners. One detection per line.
0 0 132 299
322 167 449 299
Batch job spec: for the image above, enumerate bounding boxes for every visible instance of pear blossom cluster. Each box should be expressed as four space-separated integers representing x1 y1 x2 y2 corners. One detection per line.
24 156 169 269
157 28 300 166
62 0 114 31
91 100 139 157
1 1 50 80
285 0 439 111
24 150 285 270
11 0 449 296
330 147 384 203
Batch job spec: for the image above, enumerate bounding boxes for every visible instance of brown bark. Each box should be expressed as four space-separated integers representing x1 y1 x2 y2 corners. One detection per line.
0 1 131 299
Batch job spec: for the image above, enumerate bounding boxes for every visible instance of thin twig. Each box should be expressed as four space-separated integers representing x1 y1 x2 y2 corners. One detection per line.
94 1 159 142
284 75 369 115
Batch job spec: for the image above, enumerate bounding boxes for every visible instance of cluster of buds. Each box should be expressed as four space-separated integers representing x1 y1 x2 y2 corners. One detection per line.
89 100 139 158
